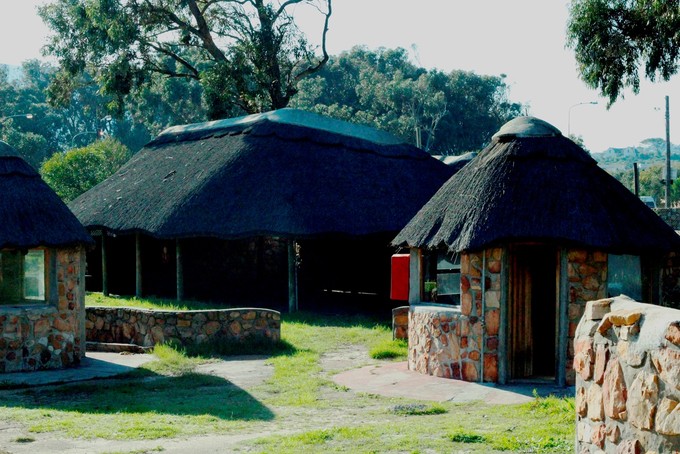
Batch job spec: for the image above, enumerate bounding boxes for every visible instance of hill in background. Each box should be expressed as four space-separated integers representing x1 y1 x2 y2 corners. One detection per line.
593 138 680 173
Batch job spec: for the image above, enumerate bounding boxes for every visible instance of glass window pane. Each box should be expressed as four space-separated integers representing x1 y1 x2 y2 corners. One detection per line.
607 254 641 301
0 251 23 302
23 250 45 301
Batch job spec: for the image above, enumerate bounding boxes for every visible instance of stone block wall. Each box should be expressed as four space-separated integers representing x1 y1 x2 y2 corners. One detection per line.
567 249 608 385
408 248 501 382
1 248 86 373
392 306 408 340
575 296 680 453
86 306 280 347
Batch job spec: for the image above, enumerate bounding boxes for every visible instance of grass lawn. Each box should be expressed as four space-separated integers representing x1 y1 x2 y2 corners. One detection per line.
0 293 575 453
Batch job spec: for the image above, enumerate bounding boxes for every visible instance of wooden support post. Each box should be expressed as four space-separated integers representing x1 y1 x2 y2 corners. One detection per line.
176 239 184 301
498 247 509 385
557 248 569 388
288 239 298 313
408 248 422 304
135 232 142 298
101 232 109 296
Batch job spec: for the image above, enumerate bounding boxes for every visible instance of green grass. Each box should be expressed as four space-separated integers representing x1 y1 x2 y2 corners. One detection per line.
369 338 407 360
85 292 223 311
389 403 447 416
0 295 575 451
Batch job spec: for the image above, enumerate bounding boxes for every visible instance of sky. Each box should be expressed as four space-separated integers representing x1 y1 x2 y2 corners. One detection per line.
2 0 680 154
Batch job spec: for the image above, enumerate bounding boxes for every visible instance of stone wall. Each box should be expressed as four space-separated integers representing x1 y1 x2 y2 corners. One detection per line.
86 306 280 347
1 248 86 373
408 248 501 382
567 249 608 385
575 296 680 453
392 306 408 340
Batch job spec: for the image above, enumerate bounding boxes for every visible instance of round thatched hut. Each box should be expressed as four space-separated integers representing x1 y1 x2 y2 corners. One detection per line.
69 108 454 313
0 141 93 372
392 116 680 386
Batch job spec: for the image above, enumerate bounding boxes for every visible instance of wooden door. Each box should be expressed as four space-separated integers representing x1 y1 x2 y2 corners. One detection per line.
509 245 558 380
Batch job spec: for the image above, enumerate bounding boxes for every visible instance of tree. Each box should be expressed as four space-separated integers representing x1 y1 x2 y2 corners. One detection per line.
40 138 132 201
39 0 332 118
291 46 522 154
567 0 680 104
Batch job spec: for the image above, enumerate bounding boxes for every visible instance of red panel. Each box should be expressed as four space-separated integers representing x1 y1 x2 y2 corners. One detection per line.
390 254 410 301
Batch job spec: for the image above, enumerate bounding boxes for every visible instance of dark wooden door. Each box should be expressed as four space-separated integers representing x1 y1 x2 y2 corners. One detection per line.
509 245 558 380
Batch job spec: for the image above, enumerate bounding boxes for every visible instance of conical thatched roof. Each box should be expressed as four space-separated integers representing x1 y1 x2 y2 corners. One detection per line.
69 109 454 239
0 141 93 249
392 116 680 255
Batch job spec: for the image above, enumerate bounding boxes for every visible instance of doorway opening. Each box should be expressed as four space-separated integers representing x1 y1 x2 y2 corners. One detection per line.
508 244 558 381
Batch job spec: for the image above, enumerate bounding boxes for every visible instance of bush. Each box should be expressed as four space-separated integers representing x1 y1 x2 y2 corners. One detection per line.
40 137 131 201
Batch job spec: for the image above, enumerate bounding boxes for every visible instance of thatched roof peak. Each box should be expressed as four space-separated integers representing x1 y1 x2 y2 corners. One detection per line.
393 116 680 255
492 116 561 140
157 108 405 148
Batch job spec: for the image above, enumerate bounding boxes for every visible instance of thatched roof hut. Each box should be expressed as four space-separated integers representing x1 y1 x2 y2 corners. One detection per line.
70 109 454 309
393 116 680 254
392 116 680 388
71 108 453 239
0 142 92 249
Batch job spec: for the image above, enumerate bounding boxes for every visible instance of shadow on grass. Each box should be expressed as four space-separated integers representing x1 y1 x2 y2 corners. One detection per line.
170 337 298 359
4 371 275 422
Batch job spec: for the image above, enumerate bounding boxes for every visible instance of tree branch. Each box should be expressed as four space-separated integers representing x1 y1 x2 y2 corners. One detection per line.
147 42 200 78
186 0 229 62
294 0 331 82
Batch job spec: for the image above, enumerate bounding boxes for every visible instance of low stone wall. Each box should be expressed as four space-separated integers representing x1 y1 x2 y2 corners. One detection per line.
86 306 280 348
407 248 502 383
1 248 86 373
574 295 680 453
409 303 497 381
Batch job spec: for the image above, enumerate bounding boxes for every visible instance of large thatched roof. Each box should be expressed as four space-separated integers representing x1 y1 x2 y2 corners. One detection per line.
0 142 92 249
393 116 680 255
69 109 454 239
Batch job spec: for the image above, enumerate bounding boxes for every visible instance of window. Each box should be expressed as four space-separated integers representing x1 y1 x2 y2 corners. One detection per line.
423 250 461 304
607 254 641 301
23 250 45 300
436 252 461 305
0 249 46 303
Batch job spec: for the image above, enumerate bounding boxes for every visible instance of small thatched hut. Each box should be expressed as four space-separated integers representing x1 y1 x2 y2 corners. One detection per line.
0 141 93 372
392 116 680 386
70 108 454 313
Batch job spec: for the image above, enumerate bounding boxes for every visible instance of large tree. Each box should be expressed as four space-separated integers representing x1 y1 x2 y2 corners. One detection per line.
567 0 680 104
292 46 521 154
39 0 332 119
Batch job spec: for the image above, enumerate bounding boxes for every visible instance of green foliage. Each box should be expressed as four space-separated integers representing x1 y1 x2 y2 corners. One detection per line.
567 0 680 104
291 46 522 154
39 137 131 201
39 0 332 117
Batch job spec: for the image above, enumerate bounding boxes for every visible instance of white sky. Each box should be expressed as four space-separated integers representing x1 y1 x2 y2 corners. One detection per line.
2 0 680 153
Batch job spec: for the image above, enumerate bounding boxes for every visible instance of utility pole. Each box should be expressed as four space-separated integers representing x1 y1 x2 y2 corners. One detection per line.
666 95 672 207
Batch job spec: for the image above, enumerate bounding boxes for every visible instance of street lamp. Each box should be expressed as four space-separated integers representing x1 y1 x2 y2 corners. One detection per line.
71 131 98 148
568 102 598 136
